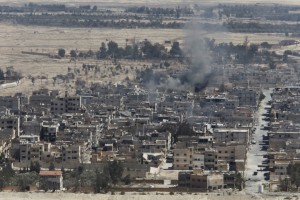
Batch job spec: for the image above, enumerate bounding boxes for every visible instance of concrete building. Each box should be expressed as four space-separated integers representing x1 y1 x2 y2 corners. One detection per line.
213 128 250 144
61 143 90 166
215 144 247 171
173 147 194 170
231 88 259 107
40 122 60 142
19 142 51 165
19 135 39 143
22 117 41 135
39 170 63 191
178 170 224 190
29 89 59 107
142 140 168 153
0 96 20 112
50 95 82 114
204 149 217 170
192 152 205 169
0 115 20 136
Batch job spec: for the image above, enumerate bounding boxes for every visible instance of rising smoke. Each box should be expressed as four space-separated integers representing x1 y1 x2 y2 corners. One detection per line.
165 21 213 92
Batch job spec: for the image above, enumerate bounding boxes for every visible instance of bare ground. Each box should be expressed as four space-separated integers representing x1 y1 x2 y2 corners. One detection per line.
0 191 296 200
0 22 299 96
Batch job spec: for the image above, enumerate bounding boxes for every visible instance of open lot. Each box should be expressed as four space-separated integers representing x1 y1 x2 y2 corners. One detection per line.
0 23 186 95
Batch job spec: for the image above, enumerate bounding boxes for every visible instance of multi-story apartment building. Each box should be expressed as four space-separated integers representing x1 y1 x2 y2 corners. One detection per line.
213 128 250 144
204 149 217 170
62 144 81 165
29 89 59 106
61 143 90 166
0 115 20 136
173 147 194 170
173 143 246 172
192 151 205 169
0 96 20 112
142 140 168 153
51 96 82 114
231 88 258 107
22 117 41 135
40 122 60 142
215 144 247 171
19 142 51 165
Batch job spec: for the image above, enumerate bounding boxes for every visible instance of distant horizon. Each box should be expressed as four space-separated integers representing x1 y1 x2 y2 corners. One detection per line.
0 0 300 7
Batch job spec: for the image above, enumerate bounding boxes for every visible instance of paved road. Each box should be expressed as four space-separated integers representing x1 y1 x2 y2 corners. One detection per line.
244 89 272 194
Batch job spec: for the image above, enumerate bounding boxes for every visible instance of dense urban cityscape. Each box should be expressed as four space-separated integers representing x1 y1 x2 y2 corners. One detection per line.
0 1 300 199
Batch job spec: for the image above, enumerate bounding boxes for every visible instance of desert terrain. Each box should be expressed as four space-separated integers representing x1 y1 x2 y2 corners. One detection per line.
0 21 299 96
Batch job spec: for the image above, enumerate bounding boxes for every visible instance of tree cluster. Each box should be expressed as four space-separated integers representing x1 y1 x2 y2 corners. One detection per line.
210 40 259 65
0 3 98 13
63 160 127 193
125 6 193 18
287 163 300 189
0 67 22 81
225 21 300 34
0 14 184 29
0 68 4 80
95 40 182 60
218 4 291 19
0 155 39 192
0 153 15 190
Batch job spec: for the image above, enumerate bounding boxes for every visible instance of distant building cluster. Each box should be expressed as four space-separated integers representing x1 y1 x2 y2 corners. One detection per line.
0 79 262 190
267 87 300 190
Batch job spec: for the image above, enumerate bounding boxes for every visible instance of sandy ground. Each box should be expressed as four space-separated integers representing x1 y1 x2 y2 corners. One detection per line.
0 22 180 95
0 58 151 96
0 23 185 57
0 22 299 96
0 191 297 200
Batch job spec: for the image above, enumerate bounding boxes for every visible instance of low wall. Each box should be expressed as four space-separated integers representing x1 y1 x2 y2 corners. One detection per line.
0 79 22 90
111 187 206 193
21 51 50 56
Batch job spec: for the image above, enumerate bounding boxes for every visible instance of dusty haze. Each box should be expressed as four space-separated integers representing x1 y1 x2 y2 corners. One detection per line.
0 0 300 7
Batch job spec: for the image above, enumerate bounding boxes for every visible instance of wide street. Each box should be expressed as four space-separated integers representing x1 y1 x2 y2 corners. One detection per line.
244 89 272 194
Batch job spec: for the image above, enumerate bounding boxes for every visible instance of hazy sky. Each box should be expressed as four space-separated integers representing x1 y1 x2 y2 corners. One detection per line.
0 0 300 6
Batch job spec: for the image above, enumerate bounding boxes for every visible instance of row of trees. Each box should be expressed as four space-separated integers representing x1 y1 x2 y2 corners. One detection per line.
225 21 300 34
0 3 98 13
0 14 184 29
58 40 183 60
219 4 291 18
99 39 180 59
125 6 194 18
